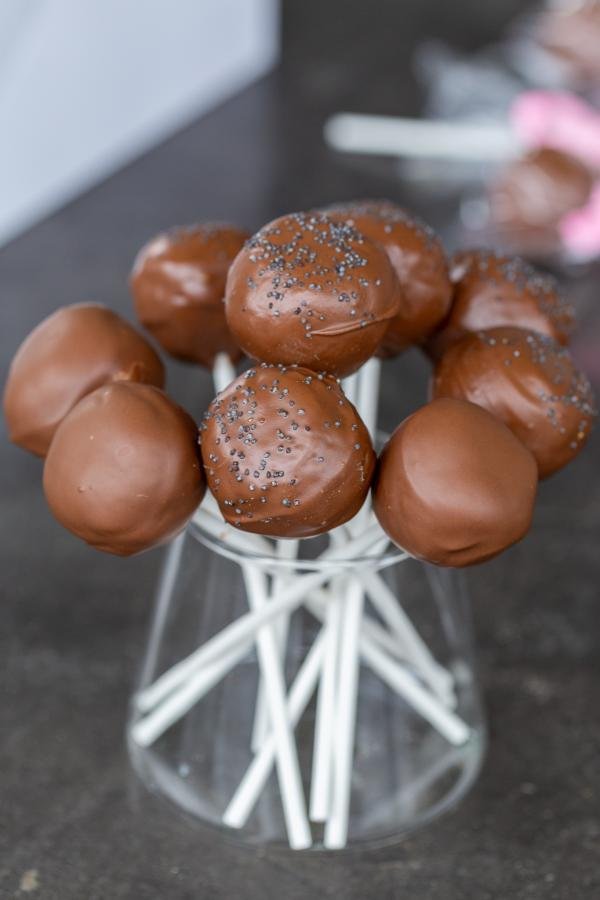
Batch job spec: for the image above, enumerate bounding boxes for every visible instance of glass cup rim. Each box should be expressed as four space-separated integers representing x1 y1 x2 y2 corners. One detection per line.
187 517 410 573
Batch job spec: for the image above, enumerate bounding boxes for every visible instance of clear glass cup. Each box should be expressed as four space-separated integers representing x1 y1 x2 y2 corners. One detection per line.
127 514 486 851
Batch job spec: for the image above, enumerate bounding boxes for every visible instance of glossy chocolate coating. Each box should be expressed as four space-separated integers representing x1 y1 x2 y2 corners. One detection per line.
427 249 575 360
325 200 452 353
373 397 538 567
432 327 596 478
43 383 205 556
200 364 376 537
490 148 593 230
224 212 401 377
3 303 165 457
131 223 248 366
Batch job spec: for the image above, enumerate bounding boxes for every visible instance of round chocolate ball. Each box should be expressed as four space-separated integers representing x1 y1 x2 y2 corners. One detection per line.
224 212 401 378
200 364 376 537
373 398 538 567
427 249 575 360
3 303 165 457
130 223 248 367
432 327 597 478
490 148 593 231
43 382 205 555
325 200 452 353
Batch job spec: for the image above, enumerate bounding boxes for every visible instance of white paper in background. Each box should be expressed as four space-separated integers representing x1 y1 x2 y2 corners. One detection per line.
0 0 280 247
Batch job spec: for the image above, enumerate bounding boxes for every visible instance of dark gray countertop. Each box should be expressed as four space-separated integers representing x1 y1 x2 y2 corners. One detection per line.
2 2 600 897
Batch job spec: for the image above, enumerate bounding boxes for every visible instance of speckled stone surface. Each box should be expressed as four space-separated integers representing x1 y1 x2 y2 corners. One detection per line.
2 1 600 897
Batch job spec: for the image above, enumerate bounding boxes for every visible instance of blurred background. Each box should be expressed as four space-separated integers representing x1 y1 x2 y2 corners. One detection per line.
2 2 600 898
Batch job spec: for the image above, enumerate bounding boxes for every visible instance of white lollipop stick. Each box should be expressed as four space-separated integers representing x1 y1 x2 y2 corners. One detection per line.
223 628 326 829
131 638 251 747
359 569 455 707
324 577 365 848
251 538 299 752
320 356 380 846
324 113 518 161
309 576 344 822
360 639 470 746
357 356 381 441
241 565 311 849
212 351 236 394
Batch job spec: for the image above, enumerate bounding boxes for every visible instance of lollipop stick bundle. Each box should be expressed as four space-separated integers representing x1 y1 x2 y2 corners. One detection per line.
4 206 596 849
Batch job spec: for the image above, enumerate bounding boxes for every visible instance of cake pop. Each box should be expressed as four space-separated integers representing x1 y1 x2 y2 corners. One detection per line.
3 303 164 457
43 382 205 555
432 327 596 478
427 249 575 359
324 200 452 353
224 212 401 377
490 147 593 231
200 364 376 537
131 223 248 367
373 397 538 566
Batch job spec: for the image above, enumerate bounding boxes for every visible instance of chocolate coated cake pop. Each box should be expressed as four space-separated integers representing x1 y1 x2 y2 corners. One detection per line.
200 364 376 537
432 327 596 478
373 398 538 566
325 200 452 353
224 212 401 377
43 383 205 555
131 223 248 366
427 249 574 359
3 303 165 457
489 147 593 232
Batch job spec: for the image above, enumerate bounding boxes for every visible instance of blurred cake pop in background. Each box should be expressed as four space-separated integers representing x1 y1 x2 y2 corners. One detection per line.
533 0 600 88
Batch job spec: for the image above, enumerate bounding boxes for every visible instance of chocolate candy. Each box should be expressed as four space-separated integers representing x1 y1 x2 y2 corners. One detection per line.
43 383 205 556
200 364 376 537
3 303 165 457
489 147 593 231
131 223 248 366
373 398 538 567
224 212 401 377
427 249 575 360
325 201 452 353
432 327 596 478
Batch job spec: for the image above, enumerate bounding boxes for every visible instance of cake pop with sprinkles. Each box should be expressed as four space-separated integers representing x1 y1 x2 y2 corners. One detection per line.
224 212 401 377
325 200 452 353
427 249 575 359
200 363 376 537
432 327 597 478
131 223 248 367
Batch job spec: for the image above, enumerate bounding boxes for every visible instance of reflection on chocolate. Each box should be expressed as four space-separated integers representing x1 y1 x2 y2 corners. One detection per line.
490 147 593 231
427 249 575 359
43 383 205 556
131 223 248 367
373 398 538 567
432 327 597 478
200 364 376 537
325 200 452 353
224 212 401 377
3 303 165 457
